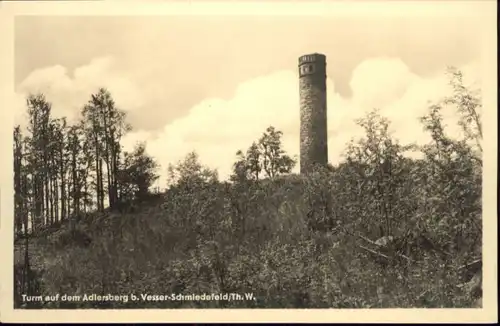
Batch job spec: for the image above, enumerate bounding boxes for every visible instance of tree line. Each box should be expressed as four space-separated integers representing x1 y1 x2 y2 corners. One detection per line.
13 88 159 238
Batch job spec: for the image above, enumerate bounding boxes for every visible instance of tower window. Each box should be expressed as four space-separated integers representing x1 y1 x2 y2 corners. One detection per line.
300 64 316 75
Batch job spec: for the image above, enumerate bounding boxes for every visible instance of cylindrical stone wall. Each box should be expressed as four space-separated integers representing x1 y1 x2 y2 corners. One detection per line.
299 53 328 174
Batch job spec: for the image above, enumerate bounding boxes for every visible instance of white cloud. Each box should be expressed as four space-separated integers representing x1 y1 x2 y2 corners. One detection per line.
16 57 481 185
350 57 416 110
17 56 144 125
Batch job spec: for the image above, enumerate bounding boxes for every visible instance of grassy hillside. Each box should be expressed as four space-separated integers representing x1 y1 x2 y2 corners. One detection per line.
14 163 482 308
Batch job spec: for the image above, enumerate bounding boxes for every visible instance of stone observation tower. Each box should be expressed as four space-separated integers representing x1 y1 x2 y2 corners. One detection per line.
298 53 328 174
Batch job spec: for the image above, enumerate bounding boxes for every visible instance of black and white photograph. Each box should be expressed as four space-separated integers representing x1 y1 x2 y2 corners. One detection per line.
1 0 497 323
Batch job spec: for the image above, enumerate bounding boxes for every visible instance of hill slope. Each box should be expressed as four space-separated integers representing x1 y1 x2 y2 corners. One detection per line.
14 174 481 309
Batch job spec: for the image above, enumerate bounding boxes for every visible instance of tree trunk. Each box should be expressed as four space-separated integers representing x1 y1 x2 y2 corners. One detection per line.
60 147 66 222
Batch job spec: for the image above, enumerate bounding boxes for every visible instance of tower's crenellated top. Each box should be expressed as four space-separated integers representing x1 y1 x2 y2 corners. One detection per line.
298 53 327 78
298 53 326 66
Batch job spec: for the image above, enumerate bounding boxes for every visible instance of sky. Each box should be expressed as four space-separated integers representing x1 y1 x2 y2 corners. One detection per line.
13 4 487 185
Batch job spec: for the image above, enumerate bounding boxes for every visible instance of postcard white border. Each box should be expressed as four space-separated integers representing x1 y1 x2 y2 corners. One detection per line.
0 1 497 323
